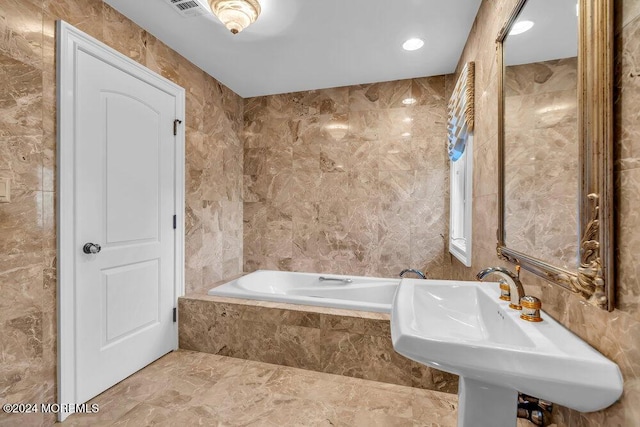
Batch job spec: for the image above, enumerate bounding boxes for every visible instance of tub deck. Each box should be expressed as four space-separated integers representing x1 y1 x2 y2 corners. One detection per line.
178 278 459 394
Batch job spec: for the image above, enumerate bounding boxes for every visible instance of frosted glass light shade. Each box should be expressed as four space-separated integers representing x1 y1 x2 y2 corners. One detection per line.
209 0 261 34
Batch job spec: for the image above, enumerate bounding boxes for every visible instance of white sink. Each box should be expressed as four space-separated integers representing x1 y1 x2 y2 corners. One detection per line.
391 278 623 427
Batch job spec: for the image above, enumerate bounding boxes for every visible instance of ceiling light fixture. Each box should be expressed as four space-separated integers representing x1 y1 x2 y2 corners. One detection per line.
208 0 261 34
402 97 417 105
509 20 534 35
402 38 424 51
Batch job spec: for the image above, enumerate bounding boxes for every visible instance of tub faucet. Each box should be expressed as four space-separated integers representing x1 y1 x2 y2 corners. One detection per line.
476 266 525 310
399 269 427 279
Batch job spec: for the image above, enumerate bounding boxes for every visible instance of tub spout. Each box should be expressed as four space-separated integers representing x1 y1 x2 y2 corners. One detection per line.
399 269 427 279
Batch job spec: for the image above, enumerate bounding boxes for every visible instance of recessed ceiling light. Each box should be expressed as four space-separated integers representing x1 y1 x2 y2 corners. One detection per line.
401 132 411 138
402 97 417 105
403 117 413 123
402 38 424 51
509 20 534 35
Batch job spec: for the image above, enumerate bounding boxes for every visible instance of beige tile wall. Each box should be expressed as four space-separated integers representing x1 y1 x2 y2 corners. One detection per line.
504 58 579 269
450 0 640 424
0 0 243 425
242 77 453 279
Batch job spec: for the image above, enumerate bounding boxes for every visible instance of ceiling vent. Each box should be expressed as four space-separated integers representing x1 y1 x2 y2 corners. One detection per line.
166 0 209 18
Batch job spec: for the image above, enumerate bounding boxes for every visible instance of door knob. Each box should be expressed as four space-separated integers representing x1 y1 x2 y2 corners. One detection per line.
83 243 102 254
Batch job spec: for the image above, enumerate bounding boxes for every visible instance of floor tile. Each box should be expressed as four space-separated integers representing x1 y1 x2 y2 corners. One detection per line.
64 349 462 426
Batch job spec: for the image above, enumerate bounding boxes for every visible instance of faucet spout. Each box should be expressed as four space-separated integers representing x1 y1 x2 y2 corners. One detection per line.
399 269 427 279
476 267 525 310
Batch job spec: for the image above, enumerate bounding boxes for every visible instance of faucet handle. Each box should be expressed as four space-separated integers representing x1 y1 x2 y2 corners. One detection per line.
520 296 543 322
499 281 511 301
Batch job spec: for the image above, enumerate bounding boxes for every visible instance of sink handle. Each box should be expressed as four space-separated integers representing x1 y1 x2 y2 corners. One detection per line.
520 296 542 322
499 281 511 301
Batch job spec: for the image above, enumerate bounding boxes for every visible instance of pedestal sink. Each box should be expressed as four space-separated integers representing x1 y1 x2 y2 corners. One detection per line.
391 278 623 427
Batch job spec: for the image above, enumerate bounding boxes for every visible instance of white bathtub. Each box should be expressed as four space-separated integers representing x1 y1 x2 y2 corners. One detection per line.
208 270 400 313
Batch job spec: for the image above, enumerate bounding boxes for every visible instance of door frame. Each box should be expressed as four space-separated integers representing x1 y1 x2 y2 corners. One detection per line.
56 21 185 421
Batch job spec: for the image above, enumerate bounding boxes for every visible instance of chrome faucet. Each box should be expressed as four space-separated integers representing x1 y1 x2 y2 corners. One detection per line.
399 269 427 279
476 266 525 310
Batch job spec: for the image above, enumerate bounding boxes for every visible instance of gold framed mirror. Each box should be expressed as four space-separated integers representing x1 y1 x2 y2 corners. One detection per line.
496 0 614 310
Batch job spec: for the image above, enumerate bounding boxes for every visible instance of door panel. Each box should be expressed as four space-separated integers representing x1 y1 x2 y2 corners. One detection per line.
74 49 176 403
104 93 161 244
102 259 160 345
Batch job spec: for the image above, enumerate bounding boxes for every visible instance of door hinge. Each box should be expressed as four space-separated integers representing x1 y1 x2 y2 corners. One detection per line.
173 215 177 229
173 119 182 136
173 307 177 322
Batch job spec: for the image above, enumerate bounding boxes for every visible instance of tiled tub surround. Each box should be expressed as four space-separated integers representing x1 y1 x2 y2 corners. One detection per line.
179 288 459 394
242 76 454 279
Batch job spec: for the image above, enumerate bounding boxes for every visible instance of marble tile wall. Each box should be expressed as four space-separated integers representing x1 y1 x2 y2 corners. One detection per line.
503 57 579 269
0 1 243 426
449 0 640 424
242 77 452 279
178 294 458 394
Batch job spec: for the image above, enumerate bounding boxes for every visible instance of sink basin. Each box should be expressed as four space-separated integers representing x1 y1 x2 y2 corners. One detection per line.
391 278 623 427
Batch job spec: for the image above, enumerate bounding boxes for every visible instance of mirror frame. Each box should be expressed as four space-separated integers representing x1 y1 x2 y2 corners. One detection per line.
496 0 614 311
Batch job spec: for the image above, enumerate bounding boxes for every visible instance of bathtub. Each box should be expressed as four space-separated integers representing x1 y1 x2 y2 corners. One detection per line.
208 270 400 313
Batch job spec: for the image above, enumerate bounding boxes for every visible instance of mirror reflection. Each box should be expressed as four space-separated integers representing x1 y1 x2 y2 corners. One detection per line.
502 0 579 270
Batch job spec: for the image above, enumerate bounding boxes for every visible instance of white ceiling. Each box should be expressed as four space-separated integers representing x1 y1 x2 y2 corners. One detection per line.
504 0 578 66
104 0 482 98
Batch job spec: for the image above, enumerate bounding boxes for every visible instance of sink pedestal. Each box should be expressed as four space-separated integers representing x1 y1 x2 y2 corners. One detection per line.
391 279 623 425
457 377 517 427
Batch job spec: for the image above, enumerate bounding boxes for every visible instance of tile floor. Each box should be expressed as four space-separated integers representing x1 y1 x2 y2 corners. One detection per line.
63 349 461 426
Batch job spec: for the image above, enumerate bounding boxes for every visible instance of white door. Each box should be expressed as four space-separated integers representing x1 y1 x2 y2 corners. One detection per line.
58 23 184 408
